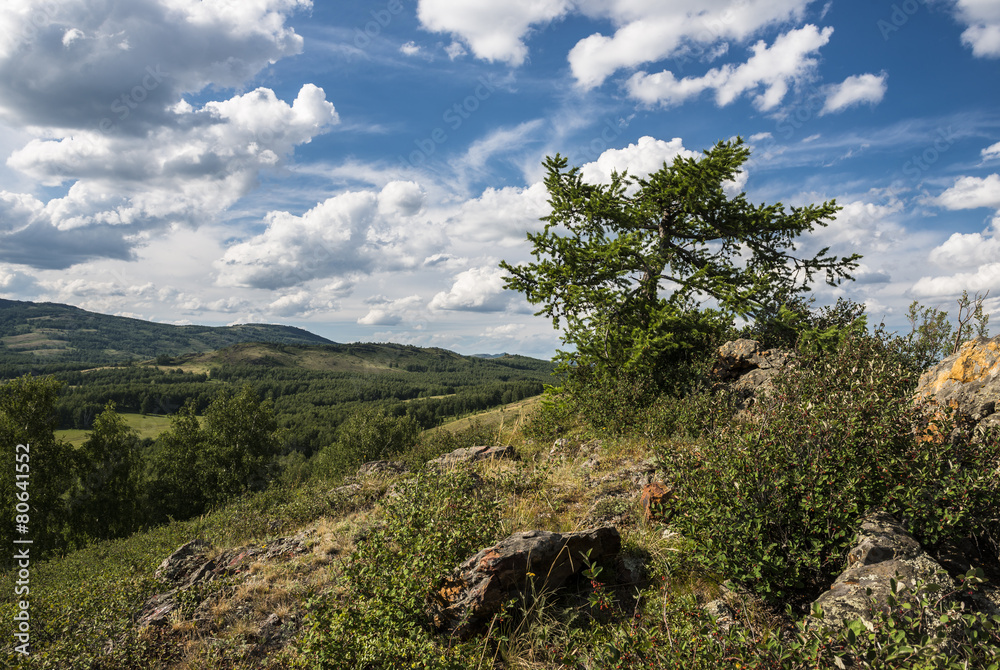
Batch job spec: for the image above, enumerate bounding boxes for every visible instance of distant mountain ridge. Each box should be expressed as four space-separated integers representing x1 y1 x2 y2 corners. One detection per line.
0 298 335 373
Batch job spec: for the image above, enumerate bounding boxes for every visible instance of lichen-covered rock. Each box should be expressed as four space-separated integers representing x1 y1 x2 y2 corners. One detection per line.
427 444 517 469
809 513 953 630
914 335 1000 441
428 526 621 638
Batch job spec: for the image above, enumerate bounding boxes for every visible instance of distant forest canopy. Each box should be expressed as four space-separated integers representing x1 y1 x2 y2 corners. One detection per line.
0 300 556 454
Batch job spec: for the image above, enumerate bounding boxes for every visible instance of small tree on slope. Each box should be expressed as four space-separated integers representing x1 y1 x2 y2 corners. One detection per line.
500 138 861 386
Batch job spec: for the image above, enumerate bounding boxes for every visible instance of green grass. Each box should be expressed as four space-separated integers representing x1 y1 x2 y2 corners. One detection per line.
56 413 177 446
425 395 541 435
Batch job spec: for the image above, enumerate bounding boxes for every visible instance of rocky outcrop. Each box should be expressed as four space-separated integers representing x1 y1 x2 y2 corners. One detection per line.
428 526 621 638
810 513 953 630
427 444 517 469
354 460 408 478
137 532 311 627
712 339 793 407
914 335 1000 441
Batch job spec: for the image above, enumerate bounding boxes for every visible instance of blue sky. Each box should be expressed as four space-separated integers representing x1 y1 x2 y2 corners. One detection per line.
0 0 998 358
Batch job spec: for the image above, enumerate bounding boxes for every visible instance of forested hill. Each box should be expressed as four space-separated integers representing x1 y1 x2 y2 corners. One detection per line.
55 341 556 442
0 298 335 375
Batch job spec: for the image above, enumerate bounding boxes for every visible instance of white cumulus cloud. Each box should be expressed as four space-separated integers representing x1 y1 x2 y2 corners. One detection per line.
429 265 512 312
954 0 1000 57
936 174 1000 210
217 182 434 290
568 0 812 89
581 136 697 183
416 0 571 66
626 25 833 111
821 73 887 115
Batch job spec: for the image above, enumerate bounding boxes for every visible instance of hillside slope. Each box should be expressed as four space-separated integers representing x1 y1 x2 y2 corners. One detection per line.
0 298 335 374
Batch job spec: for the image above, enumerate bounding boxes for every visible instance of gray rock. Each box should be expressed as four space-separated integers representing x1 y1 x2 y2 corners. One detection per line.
355 460 408 478
810 513 953 630
428 526 621 638
137 531 311 627
712 339 794 408
427 444 517 469
704 598 737 631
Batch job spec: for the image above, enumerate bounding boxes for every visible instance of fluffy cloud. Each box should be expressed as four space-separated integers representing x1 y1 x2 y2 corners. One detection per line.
415 0 815 89
416 0 571 66
0 0 310 130
399 41 421 56
0 1 332 270
581 136 697 183
953 0 1000 57
568 0 812 89
0 266 40 296
928 226 1000 270
807 199 906 257
626 25 833 110
358 295 423 326
268 290 336 318
217 182 432 289
443 183 549 247
821 73 887 115
983 142 1000 161
1 85 337 268
912 262 1000 297
429 265 513 312
935 174 1000 210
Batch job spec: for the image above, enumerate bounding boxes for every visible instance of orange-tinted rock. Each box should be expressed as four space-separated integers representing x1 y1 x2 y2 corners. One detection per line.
914 335 1000 442
640 482 673 523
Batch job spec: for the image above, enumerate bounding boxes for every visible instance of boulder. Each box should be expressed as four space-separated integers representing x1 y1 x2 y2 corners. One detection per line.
914 335 1000 441
427 444 517 469
428 526 621 638
712 339 793 407
809 513 953 630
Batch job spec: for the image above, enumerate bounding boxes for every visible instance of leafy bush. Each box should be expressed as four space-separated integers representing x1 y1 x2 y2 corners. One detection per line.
740 296 867 355
659 330 999 601
298 469 500 668
405 419 503 466
312 405 420 478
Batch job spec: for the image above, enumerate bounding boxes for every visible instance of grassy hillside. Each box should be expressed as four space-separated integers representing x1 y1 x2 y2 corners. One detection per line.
0 298 335 375
1 331 999 668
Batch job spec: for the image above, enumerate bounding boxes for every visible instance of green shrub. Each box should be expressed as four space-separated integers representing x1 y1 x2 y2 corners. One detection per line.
297 469 501 669
658 330 999 602
312 406 420 478
405 420 502 466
